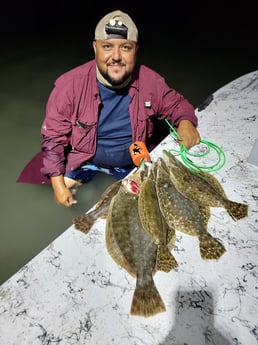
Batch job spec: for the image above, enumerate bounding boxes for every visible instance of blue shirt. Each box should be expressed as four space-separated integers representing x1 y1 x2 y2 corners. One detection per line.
90 81 133 168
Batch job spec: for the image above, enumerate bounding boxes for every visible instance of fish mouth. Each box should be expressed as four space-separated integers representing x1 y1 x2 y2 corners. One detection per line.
122 179 141 194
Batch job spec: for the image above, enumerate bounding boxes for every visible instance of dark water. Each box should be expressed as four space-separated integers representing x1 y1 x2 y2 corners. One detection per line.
0 25 257 285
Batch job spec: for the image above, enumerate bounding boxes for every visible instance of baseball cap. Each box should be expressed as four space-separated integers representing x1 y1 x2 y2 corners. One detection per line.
94 10 138 42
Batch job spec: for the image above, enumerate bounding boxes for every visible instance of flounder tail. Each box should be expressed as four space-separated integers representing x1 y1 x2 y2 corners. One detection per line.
130 280 166 317
156 245 178 272
226 200 248 221
73 215 95 234
199 233 226 260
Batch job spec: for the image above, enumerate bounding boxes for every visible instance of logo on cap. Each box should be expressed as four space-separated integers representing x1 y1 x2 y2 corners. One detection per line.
105 19 128 39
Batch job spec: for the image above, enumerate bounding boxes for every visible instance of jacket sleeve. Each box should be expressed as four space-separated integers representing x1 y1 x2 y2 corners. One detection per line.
40 79 75 177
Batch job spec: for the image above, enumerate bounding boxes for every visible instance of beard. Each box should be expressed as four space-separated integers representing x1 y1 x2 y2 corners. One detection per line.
98 66 132 86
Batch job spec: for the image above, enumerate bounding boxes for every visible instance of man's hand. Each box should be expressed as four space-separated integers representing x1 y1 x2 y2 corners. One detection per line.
51 175 78 207
177 120 201 149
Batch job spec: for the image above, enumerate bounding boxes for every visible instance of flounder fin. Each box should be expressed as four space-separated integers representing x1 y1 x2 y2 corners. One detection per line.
73 215 95 234
130 281 166 317
156 245 178 272
226 201 248 221
199 233 226 260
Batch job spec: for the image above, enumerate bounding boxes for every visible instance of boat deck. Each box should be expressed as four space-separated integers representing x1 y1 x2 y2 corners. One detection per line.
0 71 257 345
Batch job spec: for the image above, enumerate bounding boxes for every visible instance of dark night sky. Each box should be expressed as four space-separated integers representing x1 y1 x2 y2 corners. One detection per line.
1 1 257 55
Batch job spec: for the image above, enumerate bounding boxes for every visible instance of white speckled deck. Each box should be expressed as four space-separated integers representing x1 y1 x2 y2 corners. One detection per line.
0 71 257 345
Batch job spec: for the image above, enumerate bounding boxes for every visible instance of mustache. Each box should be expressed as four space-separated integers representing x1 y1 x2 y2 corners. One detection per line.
107 62 126 66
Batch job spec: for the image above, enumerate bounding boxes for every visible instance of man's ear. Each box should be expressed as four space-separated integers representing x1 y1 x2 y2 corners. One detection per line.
92 40 96 54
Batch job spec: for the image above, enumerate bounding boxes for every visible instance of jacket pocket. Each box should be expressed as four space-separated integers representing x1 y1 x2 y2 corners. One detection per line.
70 122 96 153
138 107 156 139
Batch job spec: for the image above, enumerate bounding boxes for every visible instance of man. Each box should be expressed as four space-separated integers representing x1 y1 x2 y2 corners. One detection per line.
18 10 201 207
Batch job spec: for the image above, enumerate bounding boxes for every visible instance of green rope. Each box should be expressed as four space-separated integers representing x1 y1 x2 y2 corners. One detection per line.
164 119 226 173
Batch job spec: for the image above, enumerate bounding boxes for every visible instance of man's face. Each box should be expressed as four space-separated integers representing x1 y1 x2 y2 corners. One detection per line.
93 39 138 86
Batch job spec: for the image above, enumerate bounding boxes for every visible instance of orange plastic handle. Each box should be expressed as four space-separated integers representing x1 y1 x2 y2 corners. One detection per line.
129 141 151 166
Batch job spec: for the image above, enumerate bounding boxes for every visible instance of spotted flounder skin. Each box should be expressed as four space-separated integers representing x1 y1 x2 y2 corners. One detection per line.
106 178 166 318
105 164 149 280
162 150 248 221
106 204 136 278
155 158 226 260
137 163 178 273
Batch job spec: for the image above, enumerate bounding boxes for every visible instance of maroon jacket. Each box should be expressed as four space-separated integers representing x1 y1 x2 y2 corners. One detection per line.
17 60 198 184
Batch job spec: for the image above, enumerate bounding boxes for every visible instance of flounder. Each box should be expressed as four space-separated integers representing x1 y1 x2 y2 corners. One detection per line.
162 150 248 221
106 177 166 317
137 162 178 272
155 158 226 260
105 165 148 279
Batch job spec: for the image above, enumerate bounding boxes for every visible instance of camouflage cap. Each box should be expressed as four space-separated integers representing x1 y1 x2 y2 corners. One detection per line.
94 10 138 42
